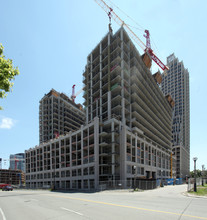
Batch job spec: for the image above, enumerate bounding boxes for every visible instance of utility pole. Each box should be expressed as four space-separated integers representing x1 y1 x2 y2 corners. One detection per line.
161 170 164 187
202 165 205 186
133 165 136 190
193 157 198 192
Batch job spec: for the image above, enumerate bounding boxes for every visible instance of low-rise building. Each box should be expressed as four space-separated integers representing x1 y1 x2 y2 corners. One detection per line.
0 169 25 185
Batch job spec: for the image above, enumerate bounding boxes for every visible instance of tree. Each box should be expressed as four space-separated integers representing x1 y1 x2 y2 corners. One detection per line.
0 43 19 110
190 169 202 178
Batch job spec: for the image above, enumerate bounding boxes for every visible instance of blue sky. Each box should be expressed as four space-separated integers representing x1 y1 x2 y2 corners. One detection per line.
0 0 206 171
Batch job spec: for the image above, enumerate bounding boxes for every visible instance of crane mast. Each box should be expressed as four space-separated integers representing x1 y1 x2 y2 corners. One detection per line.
71 84 76 102
71 84 84 103
94 0 169 71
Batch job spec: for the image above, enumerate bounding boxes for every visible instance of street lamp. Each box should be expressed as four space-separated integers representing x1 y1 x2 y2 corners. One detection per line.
193 157 198 192
133 165 136 190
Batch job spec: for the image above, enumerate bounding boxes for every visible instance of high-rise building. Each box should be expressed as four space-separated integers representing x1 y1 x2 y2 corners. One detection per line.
25 27 173 190
161 53 190 178
39 89 85 144
83 27 173 184
10 153 25 172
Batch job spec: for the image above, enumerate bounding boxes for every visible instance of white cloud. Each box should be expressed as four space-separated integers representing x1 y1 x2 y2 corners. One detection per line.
0 117 15 129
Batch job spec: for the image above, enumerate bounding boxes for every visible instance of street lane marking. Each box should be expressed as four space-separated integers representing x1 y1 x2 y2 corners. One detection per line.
45 194 207 220
60 207 83 216
0 208 6 220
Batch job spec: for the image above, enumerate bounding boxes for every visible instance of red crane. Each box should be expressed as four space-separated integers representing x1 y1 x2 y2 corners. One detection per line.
144 30 169 71
14 157 19 170
71 84 84 103
94 0 169 71
71 84 76 102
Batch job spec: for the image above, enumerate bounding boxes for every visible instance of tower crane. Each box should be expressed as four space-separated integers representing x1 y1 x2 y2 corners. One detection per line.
0 158 25 170
71 84 84 103
94 0 169 71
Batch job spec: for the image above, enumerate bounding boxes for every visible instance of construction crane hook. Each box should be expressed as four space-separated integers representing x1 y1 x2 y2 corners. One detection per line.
108 7 113 24
108 7 113 33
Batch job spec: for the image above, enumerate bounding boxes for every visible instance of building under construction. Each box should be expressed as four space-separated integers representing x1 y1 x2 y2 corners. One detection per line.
39 89 85 144
26 27 173 190
0 169 25 186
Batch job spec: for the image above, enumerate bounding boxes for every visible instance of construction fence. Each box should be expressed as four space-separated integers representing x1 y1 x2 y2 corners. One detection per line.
187 178 207 192
98 179 160 191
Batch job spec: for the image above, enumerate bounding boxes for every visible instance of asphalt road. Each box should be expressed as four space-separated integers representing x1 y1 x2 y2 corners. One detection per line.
0 185 207 220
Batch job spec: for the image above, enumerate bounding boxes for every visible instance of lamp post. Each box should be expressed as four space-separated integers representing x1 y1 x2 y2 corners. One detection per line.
193 157 198 192
133 165 136 190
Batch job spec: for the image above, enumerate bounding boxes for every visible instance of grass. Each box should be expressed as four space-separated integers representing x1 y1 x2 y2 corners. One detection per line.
189 184 207 196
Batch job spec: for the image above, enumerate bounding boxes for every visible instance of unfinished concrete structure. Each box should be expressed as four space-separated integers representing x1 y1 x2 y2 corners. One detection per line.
26 27 173 190
161 54 190 178
0 169 25 185
39 89 85 144
83 27 173 185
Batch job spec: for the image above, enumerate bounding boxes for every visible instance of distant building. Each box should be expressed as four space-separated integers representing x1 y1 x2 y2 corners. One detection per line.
10 153 25 172
0 169 25 185
161 54 190 178
39 89 85 144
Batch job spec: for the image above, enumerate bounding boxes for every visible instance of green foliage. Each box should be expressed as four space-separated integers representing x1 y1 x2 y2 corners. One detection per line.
190 169 202 178
0 43 19 110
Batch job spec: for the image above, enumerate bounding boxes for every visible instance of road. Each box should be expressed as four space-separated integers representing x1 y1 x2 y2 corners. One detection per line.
0 185 207 220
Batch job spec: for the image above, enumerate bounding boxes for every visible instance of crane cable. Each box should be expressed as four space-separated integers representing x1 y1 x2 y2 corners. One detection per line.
107 0 144 31
107 0 163 60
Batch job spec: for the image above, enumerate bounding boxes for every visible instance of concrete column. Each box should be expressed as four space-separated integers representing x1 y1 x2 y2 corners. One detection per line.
58 98 60 135
156 148 159 168
108 91 111 120
81 125 84 189
90 54 93 122
51 96 54 139
107 32 111 92
42 146 45 172
35 148 37 187
86 107 89 124
94 117 99 189
120 123 126 188
59 140 61 171
111 121 115 185
69 132 72 189
120 28 125 124
100 43 102 121
50 143 52 184
135 133 137 163
143 142 146 167
150 146 153 178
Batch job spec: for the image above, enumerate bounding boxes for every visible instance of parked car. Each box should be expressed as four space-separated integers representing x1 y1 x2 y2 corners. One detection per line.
2 186 13 191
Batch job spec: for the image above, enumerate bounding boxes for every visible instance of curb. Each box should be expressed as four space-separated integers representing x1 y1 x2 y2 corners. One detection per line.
182 191 207 199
